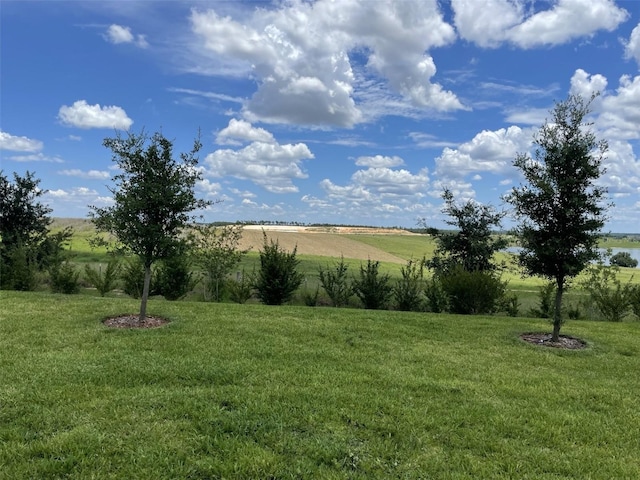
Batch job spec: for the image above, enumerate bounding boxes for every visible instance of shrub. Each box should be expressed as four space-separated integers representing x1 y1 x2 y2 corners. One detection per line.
394 259 425 312
121 257 151 299
154 250 195 301
254 232 303 305
529 282 556 319
189 224 249 302
318 255 352 307
438 265 507 315
227 269 255 304
581 262 633 322
1 242 38 291
629 285 640 319
352 259 393 310
424 277 448 313
610 251 638 268
50 261 81 294
301 284 320 307
84 257 121 297
499 293 520 317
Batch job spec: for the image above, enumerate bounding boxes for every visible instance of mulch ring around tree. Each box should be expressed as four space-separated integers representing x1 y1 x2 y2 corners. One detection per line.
520 332 587 350
103 314 170 329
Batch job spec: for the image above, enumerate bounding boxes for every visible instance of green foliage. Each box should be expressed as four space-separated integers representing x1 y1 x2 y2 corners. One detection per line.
227 269 255 304
351 259 393 310
423 188 507 274
629 285 640 319
318 255 352 307
1 241 38 291
499 293 520 317
84 257 121 296
189 224 248 302
89 130 210 321
121 257 151 299
301 284 320 307
529 282 557 319
438 265 507 315
505 94 608 339
610 251 638 268
0 171 74 291
424 276 448 313
154 246 195 301
393 258 425 312
0 170 52 250
581 262 633 322
49 261 81 294
254 232 304 305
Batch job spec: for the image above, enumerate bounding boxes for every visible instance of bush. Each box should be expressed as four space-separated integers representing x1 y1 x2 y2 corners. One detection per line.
581 263 633 322
424 277 448 313
394 259 425 312
50 261 81 294
228 269 255 304
254 232 303 305
610 251 638 268
154 251 195 301
121 257 151 299
301 284 320 307
529 282 556 319
629 285 640 319
499 293 520 317
352 259 393 310
438 265 507 315
84 257 121 297
1 243 38 291
318 255 352 307
189 224 249 302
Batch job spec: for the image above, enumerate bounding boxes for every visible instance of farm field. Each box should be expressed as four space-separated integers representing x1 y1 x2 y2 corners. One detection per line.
1 291 639 479
53 218 640 313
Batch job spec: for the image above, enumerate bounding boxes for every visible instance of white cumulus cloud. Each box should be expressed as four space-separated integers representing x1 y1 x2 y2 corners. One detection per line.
435 126 532 179
0 131 43 152
58 169 111 180
105 24 149 48
624 21 640 67
453 0 628 49
58 100 133 129
189 0 463 128
216 119 276 145
204 139 313 194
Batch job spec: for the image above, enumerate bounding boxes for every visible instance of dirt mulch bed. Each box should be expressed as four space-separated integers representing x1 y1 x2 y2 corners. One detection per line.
520 332 587 350
103 314 169 329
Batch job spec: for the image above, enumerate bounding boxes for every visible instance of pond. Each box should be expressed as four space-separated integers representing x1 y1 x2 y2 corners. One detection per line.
503 247 640 268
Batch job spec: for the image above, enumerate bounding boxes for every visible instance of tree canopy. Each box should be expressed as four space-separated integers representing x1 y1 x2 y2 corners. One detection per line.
424 188 507 274
90 130 210 321
505 94 609 341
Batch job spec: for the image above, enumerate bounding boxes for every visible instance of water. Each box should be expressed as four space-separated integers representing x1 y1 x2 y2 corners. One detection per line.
504 247 640 268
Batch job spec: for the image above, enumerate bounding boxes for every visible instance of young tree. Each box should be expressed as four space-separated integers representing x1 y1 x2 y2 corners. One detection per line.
189 224 248 301
90 130 210 323
423 189 507 274
505 94 609 341
254 231 303 305
0 171 72 290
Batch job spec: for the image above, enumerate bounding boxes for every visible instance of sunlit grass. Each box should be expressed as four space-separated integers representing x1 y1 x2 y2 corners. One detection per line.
1 291 639 478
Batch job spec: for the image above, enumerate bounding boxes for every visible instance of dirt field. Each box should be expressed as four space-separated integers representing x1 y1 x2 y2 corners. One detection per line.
239 225 408 263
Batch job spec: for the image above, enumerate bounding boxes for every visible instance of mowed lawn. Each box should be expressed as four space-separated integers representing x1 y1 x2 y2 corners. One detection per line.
1 291 639 479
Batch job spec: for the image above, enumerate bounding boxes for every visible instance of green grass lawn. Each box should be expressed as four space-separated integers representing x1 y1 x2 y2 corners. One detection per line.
1 291 639 479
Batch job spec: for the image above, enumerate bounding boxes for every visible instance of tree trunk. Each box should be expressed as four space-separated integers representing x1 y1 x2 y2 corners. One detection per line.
139 263 152 323
552 280 564 342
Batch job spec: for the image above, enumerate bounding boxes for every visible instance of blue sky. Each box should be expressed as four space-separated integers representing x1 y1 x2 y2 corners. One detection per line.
2 0 640 231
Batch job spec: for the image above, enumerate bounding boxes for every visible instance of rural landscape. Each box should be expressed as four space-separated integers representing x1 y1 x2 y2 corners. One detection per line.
3 95 640 478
